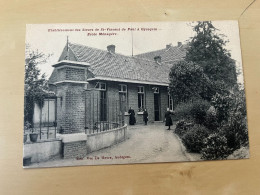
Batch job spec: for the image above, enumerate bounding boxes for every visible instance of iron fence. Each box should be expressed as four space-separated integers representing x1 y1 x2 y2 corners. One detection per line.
84 92 126 134
24 94 57 141
24 90 126 140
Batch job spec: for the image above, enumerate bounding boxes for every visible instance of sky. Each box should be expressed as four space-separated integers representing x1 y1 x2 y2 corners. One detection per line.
26 21 244 84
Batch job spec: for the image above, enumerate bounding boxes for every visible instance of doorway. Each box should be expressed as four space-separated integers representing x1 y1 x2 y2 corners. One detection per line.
154 93 160 121
100 91 107 121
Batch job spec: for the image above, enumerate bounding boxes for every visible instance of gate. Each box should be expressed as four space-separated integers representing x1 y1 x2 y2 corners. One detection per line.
24 93 57 140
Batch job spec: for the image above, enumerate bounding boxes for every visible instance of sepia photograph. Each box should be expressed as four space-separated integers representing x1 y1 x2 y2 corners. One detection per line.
23 21 249 168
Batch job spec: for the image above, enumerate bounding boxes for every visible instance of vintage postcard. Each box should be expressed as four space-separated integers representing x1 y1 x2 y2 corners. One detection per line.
23 21 249 168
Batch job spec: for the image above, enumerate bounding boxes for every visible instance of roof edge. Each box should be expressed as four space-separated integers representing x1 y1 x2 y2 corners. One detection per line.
52 60 90 68
87 76 169 86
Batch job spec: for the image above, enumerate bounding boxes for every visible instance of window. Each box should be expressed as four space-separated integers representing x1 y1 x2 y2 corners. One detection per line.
168 94 174 111
95 82 107 120
138 86 145 112
153 87 159 94
119 84 127 93
95 82 106 91
138 86 144 93
119 84 128 113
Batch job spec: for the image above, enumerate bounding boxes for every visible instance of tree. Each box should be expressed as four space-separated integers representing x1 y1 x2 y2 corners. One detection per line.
168 60 214 103
185 21 237 89
24 45 51 126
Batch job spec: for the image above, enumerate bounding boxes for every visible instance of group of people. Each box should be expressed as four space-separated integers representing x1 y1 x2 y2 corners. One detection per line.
128 107 148 126
128 107 173 130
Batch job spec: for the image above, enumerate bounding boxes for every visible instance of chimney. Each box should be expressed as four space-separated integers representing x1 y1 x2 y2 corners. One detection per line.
107 45 115 53
154 56 161 63
166 43 172 49
178 42 182 47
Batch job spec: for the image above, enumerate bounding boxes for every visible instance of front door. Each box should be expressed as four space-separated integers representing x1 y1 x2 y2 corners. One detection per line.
154 93 160 121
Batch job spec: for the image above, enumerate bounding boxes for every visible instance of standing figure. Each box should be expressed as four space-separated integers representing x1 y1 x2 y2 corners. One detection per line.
164 108 173 130
128 107 136 125
143 108 148 125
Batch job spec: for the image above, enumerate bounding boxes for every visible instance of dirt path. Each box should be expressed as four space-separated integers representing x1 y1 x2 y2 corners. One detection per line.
87 123 190 164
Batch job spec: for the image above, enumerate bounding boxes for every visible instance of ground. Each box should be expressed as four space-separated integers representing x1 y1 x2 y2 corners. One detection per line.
227 146 250 160
29 123 201 168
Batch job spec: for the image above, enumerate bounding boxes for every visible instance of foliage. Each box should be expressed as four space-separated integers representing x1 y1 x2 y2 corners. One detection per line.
202 89 248 159
169 21 238 109
211 88 247 123
173 99 210 125
220 115 248 151
173 101 194 121
228 88 247 117
211 93 231 123
182 125 210 153
24 45 51 126
189 99 210 125
204 106 219 131
171 22 248 160
201 133 231 160
23 121 36 133
175 120 194 137
185 21 237 88
169 61 214 103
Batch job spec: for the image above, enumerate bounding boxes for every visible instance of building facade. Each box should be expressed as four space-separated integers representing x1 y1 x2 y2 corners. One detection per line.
48 42 186 134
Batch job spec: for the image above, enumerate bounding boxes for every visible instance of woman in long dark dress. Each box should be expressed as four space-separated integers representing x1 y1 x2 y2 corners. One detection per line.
164 108 173 130
128 107 136 125
143 109 148 125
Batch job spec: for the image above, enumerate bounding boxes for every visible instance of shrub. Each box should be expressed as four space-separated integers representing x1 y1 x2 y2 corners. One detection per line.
211 93 232 123
182 125 210 153
173 99 210 123
173 102 194 121
175 120 194 137
220 116 248 150
190 99 211 125
201 133 232 160
204 106 219 131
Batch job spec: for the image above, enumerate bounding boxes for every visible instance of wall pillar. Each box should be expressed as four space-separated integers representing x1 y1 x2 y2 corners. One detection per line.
49 61 90 134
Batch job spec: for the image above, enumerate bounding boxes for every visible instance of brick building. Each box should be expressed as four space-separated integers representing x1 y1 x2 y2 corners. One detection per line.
48 42 186 134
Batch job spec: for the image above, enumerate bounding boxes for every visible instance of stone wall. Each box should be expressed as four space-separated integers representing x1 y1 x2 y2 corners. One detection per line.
63 141 87 159
60 133 88 159
23 125 128 162
65 67 85 81
49 63 88 134
87 124 127 153
23 139 62 163
56 83 85 134
60 125 127 159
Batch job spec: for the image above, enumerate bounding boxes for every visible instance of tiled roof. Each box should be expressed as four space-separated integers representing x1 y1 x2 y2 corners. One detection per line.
48 68 57 84
58 43 185 85
134 44 187 63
